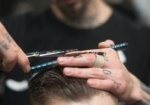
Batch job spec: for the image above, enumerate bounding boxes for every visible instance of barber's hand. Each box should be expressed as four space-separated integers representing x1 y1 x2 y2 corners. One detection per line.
0 22 30 72
57 40 143 104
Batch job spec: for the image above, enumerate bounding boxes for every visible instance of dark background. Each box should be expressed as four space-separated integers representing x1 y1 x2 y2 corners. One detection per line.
0 0 49 18
0 0 140 104
0 0 137 19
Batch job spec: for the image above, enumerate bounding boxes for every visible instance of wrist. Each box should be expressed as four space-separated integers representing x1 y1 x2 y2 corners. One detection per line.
126 74 150 105
125 74 142 105
131 91 150 105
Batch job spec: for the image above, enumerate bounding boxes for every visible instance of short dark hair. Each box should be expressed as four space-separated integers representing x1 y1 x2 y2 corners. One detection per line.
29 65 117 105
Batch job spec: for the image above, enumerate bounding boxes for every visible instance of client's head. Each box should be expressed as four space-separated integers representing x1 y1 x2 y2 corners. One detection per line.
29 65 118 105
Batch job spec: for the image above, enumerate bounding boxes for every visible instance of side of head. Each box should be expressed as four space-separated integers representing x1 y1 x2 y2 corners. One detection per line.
29 65 118 105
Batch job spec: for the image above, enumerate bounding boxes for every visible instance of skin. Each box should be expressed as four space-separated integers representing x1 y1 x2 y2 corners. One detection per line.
0 22 30 72
57 40 140 104
48 93 118 105
0 0 150 104
57 40 150 104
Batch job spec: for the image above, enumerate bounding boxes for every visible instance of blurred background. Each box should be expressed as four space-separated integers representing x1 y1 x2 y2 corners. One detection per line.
105 0 150 26
0 0 49 17
0 0 150 104
1 0 150 26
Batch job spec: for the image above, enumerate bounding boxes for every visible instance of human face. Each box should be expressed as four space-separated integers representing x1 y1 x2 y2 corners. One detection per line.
47 93 118 105
50 0 90 22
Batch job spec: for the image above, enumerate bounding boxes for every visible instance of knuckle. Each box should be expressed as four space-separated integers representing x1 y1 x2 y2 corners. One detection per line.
116 71 124 79
121 83 127 91
106 39 115 45
107 48 116 54
66 57 76 64
84 54 95 66
106 48 119 58
73 68 83 75
5 54 17 63
2 62 15 72
107 80 115 89
90 68 102 77
118 83 127 95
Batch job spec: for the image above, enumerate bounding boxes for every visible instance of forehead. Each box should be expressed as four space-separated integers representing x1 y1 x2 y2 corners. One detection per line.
48 94 117 105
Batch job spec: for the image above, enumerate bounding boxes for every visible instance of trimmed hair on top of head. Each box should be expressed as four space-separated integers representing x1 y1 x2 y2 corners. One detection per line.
29 64 116 105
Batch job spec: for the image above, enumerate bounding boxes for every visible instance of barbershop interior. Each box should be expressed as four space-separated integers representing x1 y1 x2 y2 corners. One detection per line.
0 0 150 105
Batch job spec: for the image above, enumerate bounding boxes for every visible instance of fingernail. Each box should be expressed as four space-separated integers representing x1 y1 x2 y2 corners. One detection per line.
57 57 66 64
63 68 72 75
87 80 95 86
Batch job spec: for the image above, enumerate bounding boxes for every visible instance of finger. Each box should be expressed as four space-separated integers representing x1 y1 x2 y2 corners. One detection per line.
98 39 115 48
8 39 30 72
1 61 16 72
58 48 120 69
0 50 17 72
0 23 17 71
57 54 95 67
87 79 122 95
58 53 106 68
10 37 30 73
17 48 30 73
63 67 112 79
0 23 30 72
1 48 30 73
